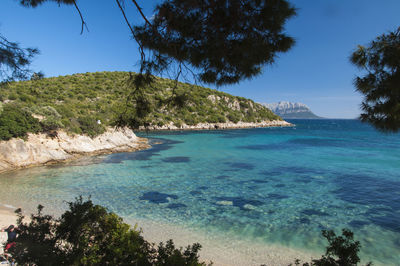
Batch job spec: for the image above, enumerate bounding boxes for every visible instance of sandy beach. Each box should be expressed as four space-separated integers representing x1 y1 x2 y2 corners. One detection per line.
0 206 316 266
0 208 18 230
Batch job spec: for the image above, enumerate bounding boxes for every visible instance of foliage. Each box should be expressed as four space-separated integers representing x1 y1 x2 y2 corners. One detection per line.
135 0 296 86
30 71 45 80
0 71 280 137
12 197 208 266
0 104 42 140
290 229 372 266
0 33 39 82
351 27 400 132
77 115 105 137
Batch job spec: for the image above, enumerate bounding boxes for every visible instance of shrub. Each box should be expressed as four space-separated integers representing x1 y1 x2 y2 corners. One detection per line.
8 93 18 100
290 229 372 266
0 104 42 140
11 197 208 266
77 116 105 137
227 112 241 123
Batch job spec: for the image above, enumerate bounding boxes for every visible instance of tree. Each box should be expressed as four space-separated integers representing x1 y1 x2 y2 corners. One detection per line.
351 27 400 132
289 229 372 266
6 0 295 86
2 0 296 128
30 71 45 80
0 33 39 82
11 197 208 265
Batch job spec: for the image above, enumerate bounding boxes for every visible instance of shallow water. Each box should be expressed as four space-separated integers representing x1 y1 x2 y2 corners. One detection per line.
0 119 399 265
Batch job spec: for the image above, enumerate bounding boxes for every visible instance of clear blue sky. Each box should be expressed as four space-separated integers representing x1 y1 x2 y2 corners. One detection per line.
1 0 399 118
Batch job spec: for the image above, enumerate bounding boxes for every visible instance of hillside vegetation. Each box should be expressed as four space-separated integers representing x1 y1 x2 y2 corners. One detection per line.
0 71 280 140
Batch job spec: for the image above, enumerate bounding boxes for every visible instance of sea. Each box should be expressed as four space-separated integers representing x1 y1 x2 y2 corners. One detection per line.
0 119 399 265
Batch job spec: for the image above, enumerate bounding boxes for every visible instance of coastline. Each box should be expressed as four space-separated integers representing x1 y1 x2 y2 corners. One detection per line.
137 120 293 131
0 120 291 174
0 127 150 174
0 206 316 266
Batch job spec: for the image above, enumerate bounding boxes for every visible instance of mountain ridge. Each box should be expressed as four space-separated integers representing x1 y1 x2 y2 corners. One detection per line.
262 101 323 119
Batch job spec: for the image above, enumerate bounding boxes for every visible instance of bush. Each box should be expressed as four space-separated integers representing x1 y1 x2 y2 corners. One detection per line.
289 229 372 266
11 197 208 266
77 116 105 137
0 105 42 140
227 112 241 123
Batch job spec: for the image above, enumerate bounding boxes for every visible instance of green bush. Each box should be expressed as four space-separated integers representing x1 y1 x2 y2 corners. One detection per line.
11 198 208 266
227 112 241 123
289 229 372 266
77 116 105 137
8 93 18 100
0 105 42 140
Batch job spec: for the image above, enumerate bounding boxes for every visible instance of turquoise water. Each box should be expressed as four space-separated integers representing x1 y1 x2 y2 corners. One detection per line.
0 119 399 265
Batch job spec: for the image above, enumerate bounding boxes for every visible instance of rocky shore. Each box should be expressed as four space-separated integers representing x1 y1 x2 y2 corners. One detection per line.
139 119 292 131
0 120 292 174
0 127 149 174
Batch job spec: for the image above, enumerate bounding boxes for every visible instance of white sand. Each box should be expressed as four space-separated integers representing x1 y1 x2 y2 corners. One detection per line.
0 207 317 265
126 217 318 266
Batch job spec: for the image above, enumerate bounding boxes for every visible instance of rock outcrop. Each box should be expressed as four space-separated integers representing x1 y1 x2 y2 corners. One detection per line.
138 120 292 131
0 127 149 173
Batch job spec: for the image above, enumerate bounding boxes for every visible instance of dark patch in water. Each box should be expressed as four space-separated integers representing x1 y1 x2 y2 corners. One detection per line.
301 209 330 217
104 138 183 163
162 156 190 163
275 184 285 188
237 144 278 150
299 217 311 224
349 220 369 228
333 173 400 232
166 203 187 209
226 162 254 170
266 193 289 200
190 190 202 196
140 165 152 169
214 196 263 210
198 186 208 190
369 213 400 232
216 175 230 179
259 166 324 177
140 191 178 204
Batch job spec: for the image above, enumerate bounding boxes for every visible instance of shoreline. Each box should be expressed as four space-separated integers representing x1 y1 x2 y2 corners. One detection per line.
0 127 150 174
137 120 293 131
0 206 316 266
0 120 292 174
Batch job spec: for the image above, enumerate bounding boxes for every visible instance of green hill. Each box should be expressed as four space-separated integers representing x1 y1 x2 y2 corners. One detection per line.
0 71 280 140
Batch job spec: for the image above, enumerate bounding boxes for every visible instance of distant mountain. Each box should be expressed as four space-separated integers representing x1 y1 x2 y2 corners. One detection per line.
262 101 323 119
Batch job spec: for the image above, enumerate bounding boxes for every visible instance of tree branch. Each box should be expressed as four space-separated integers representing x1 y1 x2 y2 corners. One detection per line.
72 0 89 34
115 0 145 61
131 0 152 27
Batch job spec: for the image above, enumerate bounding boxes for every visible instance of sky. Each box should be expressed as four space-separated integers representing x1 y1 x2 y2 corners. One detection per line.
1 0 400 118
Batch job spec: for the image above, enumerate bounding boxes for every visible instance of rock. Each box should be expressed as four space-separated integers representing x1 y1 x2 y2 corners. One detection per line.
0 127 149 174
137 120 293 131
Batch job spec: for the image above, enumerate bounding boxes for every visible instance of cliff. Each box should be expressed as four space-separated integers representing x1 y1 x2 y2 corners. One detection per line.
0 127 149 174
